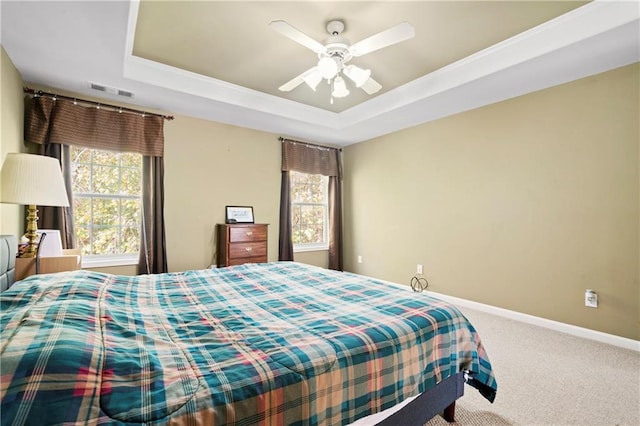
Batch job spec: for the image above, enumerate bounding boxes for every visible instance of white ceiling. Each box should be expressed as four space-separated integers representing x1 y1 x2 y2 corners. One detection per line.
1 0 639 147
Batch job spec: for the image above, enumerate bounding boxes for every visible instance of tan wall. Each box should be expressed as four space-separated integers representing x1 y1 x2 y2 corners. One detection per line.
343 64 639 340
77 114 329 273
163 115 282 272
294 250 329 269
0 46 26 236
82 112 331 274
163 115 331 272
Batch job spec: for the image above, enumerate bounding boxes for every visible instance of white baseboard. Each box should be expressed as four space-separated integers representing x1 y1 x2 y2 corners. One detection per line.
427 290 640 352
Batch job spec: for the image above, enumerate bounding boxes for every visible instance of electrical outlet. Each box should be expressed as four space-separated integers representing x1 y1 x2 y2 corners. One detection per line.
417 264 423 274
585 289 598 308
357 255 362 264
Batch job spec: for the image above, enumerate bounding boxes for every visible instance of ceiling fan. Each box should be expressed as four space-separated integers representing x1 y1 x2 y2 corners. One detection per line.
270 19 415 103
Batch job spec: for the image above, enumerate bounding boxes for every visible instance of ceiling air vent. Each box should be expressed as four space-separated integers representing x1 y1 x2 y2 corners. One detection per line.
89 82 135 99
90 83 107 92
117 89 134 98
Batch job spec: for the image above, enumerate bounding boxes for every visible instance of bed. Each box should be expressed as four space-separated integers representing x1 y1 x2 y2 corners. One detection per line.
0 257 496 425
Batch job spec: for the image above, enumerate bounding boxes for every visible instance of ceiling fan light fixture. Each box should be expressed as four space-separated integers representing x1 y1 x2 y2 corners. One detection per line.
272 19 415 102
332 76 350 98
317 56 339 79
302 71 322 91
360 77 382 94
343 65 371 87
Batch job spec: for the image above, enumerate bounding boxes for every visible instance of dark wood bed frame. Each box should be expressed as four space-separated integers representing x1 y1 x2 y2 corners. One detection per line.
1 235 464 425
376 372 464 425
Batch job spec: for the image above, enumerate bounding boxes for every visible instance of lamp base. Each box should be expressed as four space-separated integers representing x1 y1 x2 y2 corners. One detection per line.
20 204 39 258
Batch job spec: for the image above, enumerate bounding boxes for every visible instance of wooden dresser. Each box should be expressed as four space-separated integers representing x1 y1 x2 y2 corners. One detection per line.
217 223 268 267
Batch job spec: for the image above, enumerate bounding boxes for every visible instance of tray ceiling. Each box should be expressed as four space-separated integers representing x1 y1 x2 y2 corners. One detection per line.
132 1 585 113
1 1 638 146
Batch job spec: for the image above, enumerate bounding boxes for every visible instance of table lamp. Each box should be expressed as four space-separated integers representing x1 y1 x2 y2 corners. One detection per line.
0 153 70 258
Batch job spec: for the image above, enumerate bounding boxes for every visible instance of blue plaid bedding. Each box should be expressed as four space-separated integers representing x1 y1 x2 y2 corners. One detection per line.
1 262 496 425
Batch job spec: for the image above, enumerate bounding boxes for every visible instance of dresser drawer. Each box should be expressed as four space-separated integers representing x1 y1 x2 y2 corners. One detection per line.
229 242 267 259
229 226 267 243
217 223 269 267
227 256 266 266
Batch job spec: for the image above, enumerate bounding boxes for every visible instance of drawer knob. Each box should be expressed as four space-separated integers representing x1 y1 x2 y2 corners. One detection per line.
245 247 253 252
246 231 253 236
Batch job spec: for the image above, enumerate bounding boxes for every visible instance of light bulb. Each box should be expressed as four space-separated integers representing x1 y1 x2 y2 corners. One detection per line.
332 76 350 98
343 65 371 87
317 57 339 79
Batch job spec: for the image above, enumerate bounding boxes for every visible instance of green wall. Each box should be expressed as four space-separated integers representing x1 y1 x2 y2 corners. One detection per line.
343 63 639 340
0 46 26 236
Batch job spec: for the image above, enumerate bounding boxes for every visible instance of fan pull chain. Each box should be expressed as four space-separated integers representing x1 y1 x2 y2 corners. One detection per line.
330 78 334 104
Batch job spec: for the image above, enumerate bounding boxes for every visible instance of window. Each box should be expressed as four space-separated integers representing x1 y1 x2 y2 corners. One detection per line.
71 146 142 264
290 171 329 251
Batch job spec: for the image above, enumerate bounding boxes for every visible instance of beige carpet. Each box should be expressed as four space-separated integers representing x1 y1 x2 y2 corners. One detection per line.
424 307 640 426
425 405 513 425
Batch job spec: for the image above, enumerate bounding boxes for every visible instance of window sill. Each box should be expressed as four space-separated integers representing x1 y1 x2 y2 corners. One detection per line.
81 255 139 269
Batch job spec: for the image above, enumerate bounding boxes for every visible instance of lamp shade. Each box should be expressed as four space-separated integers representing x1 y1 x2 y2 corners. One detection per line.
0 153 69 207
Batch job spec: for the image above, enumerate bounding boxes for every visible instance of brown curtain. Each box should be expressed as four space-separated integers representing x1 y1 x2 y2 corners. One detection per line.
138 156 167 274
282 140 341 176
37 143 75 249
328 175 343 271
24 95 168 274
279 138 343 270
278 171 294 261
25 96 164 156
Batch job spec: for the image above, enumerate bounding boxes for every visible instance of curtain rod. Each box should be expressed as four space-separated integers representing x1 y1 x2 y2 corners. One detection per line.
279 137 342 152
23 87 174 121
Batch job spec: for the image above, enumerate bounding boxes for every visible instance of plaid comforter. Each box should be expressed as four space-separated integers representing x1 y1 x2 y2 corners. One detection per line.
1 262 496 425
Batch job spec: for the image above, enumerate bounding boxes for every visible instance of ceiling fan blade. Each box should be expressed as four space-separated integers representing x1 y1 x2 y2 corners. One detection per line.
278 67 319 92
278 75 305 92
349 22 415 57
270 20 326 54
360 77 382 95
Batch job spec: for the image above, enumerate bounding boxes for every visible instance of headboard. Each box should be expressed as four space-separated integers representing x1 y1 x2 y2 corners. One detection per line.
1 235 17 292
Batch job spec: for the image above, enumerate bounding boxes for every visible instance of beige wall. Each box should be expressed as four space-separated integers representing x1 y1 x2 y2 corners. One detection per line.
163 115 331 271
163 115 282 272
294 250 329 269
0 46 26 236
343 64 639 340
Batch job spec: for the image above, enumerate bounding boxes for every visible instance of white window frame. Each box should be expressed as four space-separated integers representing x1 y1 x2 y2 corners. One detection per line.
81 254 139 268
291 172 330 252
71 146 142 267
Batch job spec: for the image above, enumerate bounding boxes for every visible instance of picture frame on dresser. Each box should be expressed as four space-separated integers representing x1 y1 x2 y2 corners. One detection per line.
225 206 254 224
